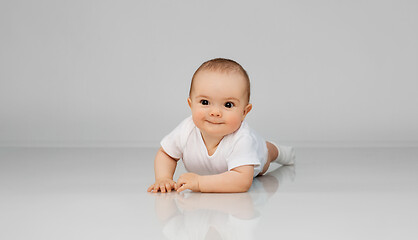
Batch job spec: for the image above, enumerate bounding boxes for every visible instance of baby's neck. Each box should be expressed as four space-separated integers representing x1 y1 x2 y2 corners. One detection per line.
200 132 224 156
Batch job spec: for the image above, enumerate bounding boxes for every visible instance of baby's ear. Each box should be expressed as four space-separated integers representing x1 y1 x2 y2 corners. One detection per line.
242 103 252 119
187 98 192 108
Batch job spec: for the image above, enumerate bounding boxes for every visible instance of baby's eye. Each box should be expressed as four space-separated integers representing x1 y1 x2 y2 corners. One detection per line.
224 102 234 108
200 100 209 105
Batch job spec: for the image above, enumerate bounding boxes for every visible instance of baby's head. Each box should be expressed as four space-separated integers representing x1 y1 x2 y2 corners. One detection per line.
189 58 251 104
187 58 253 138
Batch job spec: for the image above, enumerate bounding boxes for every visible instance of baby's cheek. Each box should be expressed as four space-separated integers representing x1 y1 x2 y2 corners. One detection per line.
192 111 205 126
229 115 243 130
194 110 205 120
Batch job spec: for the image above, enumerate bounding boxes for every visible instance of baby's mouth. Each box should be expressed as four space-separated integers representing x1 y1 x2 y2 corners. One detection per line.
206 120 223 125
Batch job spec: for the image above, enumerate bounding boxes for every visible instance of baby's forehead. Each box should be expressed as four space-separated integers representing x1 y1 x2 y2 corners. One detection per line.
192 69 249 99
193 71 247 96
195 69 246 84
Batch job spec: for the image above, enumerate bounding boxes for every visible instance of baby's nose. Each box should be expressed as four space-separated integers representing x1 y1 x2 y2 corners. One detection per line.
210 107 221 117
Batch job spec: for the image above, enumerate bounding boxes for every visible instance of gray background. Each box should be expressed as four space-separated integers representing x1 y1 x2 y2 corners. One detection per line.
1 0 417 148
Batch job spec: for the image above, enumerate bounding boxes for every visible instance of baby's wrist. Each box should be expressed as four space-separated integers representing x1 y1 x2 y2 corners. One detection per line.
197 175 202 192
156 177 173 181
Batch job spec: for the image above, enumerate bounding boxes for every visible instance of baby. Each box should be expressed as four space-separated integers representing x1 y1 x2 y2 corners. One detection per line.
147 58 295 193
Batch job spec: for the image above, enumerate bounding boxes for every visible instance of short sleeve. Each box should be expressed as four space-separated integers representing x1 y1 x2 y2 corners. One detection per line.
160 116 194 159
226 136 261 171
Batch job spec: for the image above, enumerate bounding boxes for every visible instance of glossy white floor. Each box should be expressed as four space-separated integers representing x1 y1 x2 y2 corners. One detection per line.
1 147 417 240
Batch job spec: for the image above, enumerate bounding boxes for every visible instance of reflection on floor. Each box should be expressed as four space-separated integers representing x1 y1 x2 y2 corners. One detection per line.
153 165 294 240
0 147 417 240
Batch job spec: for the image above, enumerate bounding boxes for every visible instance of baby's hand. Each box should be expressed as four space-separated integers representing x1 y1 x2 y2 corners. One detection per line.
148 178 177 193
177 173 201 192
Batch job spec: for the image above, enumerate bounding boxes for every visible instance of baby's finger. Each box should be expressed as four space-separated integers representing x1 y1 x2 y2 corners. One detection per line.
177 177 186 187
177 184 188 192
160 184 166 193
165 183 172 192
153 185 160 193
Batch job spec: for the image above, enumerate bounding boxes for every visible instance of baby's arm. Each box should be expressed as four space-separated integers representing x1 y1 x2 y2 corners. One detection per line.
177 165 254 193
147 147 179 193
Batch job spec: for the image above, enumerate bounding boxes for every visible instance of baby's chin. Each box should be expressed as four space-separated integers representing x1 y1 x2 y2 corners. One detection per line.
195 119 242 137
204 126 239 138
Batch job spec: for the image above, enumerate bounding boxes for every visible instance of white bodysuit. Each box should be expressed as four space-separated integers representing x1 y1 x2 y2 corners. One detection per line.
160 116 268 177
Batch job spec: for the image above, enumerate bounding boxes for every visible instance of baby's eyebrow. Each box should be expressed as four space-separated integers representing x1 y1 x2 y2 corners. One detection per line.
195 95 210 99
195 95 240 103
224 97 240 103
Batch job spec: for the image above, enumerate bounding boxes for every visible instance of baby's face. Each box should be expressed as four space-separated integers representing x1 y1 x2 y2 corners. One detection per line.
188 70 252 139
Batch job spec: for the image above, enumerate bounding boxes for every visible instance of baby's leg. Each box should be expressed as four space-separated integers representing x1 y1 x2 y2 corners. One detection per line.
259 141 295 176
259 141 279 176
